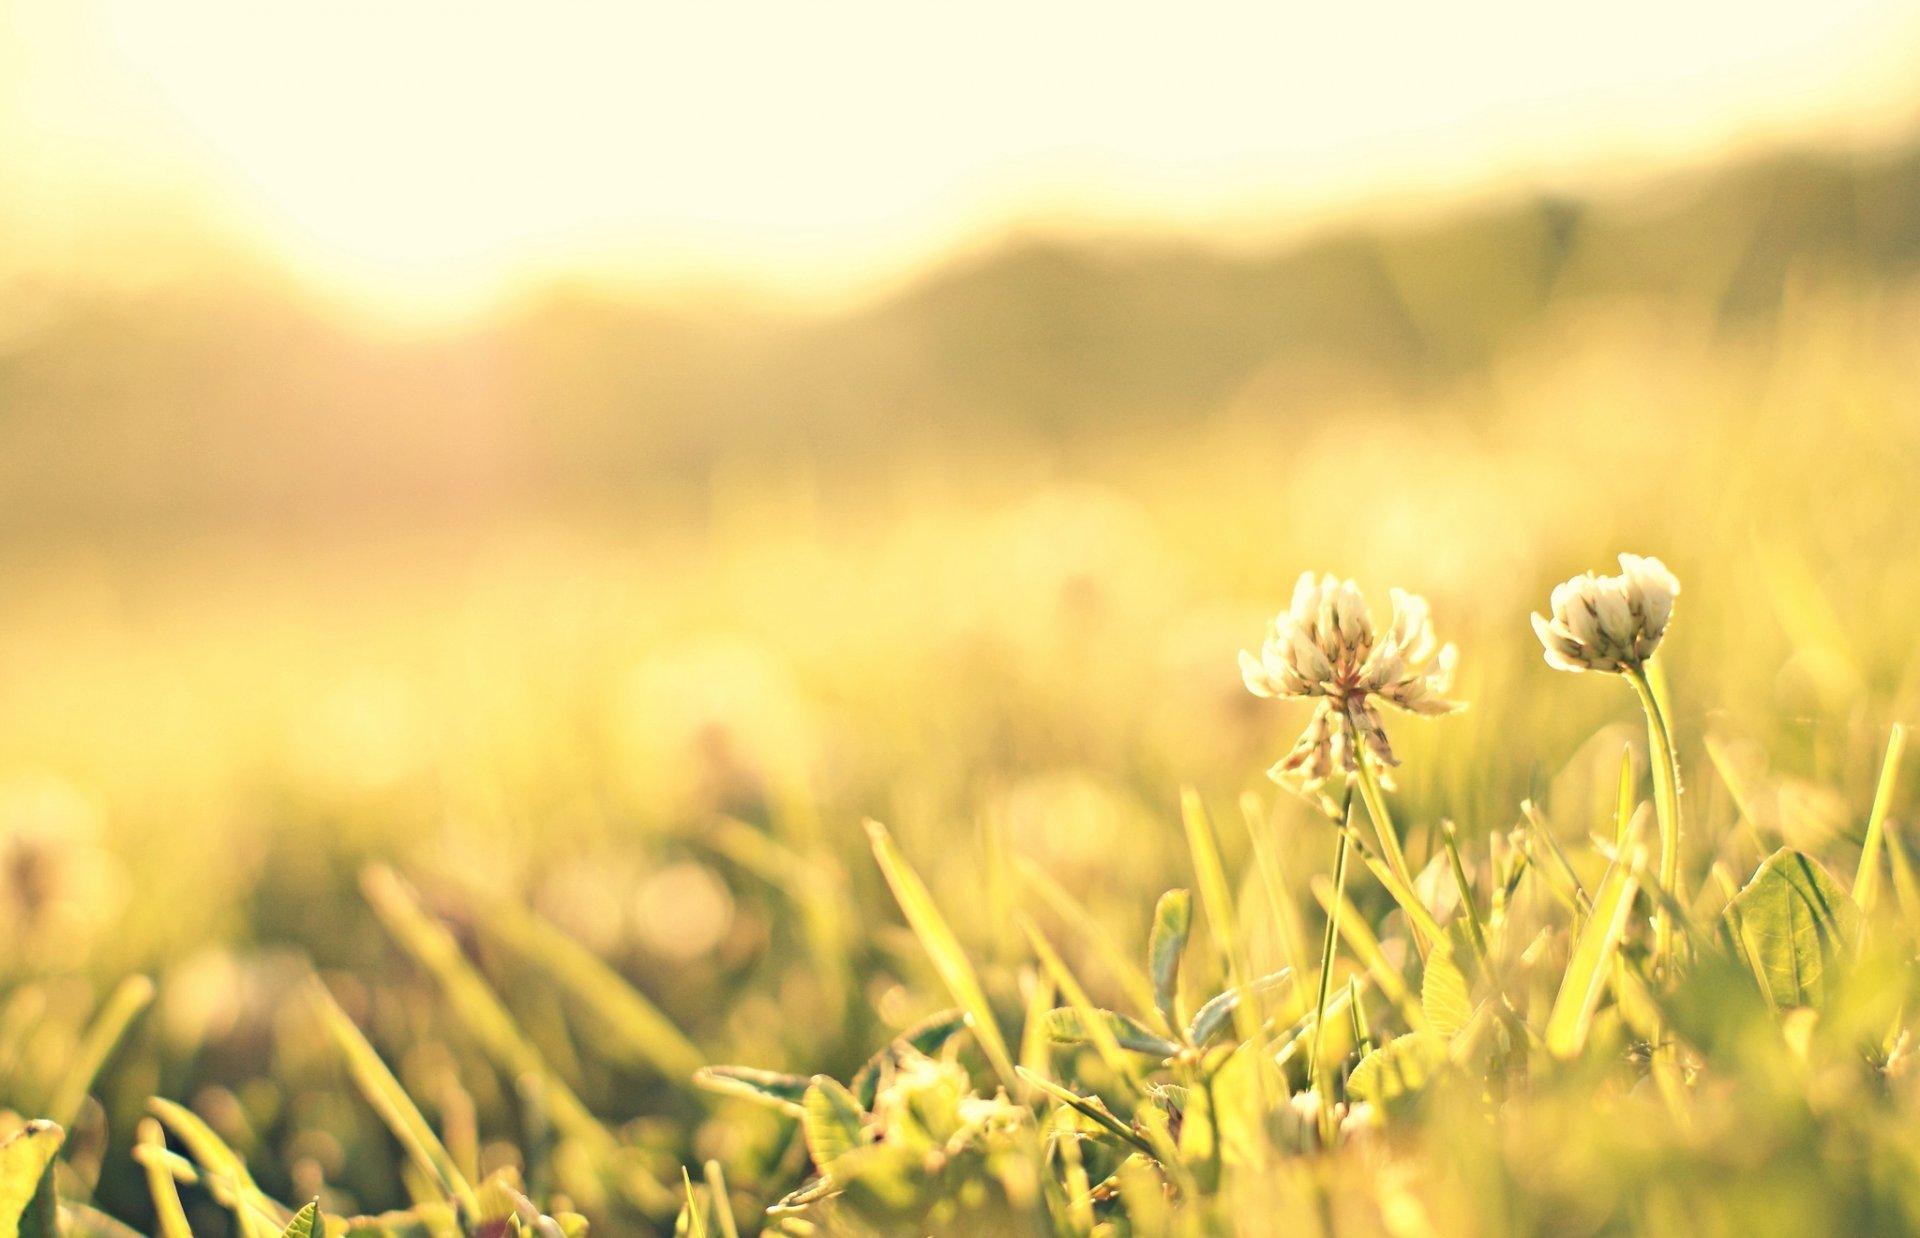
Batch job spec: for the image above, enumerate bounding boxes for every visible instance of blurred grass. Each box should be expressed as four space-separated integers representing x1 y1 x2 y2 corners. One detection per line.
0 137 1917 1231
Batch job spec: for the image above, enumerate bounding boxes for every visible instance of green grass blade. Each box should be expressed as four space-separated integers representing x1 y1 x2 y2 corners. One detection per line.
308 975 480 1219
1021 914 1152 1090
1545 816 1647 1059
702 1160 741 1238
1179 789 1260 1048
134 1119 193 1238
1241 793 1311 1010
1855 722 1905 912
148 1097 286 1238
1015 857 1159 1021
47 974 153 1132
1309 873 1424 1032
865 820 1017 1091
1012 1068 1155 1157
481 900 706 1082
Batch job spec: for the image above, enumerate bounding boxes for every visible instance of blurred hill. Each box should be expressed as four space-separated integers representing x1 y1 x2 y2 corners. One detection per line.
1 139 1917 538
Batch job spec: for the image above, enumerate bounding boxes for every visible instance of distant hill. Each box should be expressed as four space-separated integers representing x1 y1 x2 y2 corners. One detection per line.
1 140 1916 535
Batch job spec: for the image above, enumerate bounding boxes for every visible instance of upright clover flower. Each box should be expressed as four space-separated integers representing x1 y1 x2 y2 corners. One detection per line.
1240 573 1464 793
1531 553 1680 674
1532 552 1685 981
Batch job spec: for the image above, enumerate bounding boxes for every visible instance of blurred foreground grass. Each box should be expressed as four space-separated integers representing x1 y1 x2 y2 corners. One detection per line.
2 156 1920 1234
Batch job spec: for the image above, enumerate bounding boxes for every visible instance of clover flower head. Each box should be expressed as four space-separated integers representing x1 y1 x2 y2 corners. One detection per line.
1240 573 1464 795
1531 554 1680 675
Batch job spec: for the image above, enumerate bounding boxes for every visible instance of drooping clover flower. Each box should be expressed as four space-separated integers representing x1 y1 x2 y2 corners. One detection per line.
1531 553 1680 674
1240 573 1464 792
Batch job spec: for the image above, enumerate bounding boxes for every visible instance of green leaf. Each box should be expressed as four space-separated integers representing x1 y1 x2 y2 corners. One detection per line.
691 1065 812 1115
1721 848 1863 1012
1040 1008 1181 1058
849 1010 969 1109
1185 969 1293 1046
1346 1031 1448 1109
280 1202 321 1238
0 1121 63 1238
1420 948 1472 1041
864 821 1017 1090
800 1076 869 1176
1147 889 1191 1032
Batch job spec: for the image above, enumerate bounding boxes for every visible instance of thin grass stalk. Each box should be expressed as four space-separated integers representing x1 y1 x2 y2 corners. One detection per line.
1309 797 1354 1135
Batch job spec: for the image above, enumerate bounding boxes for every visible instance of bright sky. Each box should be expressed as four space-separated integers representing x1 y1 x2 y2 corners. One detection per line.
4 0 1917 321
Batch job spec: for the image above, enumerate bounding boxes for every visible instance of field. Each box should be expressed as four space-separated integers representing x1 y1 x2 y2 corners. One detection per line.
2 147 1920 1236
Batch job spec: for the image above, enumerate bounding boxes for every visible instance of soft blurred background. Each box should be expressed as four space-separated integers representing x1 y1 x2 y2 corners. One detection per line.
4 0 1920 1230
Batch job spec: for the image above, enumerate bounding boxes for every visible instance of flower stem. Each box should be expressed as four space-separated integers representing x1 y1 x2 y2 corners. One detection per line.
1354 748 1432 957
1627 664 1683 978
1309 802 1352 1137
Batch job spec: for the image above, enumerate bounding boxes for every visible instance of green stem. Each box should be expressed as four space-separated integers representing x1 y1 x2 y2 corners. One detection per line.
1354 747 1432 956
1628 665 1683 978
1309 806 1353 1140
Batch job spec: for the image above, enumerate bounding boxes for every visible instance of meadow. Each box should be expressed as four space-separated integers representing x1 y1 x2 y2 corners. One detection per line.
2 145 1920 1235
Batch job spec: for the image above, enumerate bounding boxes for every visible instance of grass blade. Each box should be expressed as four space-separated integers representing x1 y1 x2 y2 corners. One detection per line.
47 975 153 1132
1855 722 1906 913
1545 816 1647 1059
134 1119 193 1238
308 975 480 1219
865 820 1017 1090
480 900 706 1082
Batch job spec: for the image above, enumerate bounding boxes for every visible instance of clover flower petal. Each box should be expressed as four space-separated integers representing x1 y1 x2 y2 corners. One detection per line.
1243 573 1465 799
1532 554 1681 674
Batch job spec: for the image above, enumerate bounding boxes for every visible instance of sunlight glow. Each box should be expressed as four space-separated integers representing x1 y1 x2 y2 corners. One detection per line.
5 0 1917 319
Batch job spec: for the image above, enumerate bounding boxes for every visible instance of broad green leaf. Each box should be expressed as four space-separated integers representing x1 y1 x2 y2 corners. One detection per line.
1545 818 1645 1059
1147 889 1191 1032
865 821 1016 1089
279 1202 321 1238
1420 949 1472 1041
850 1009 969 1109
800 1076 868 1175
1040 1008 1181 1058
1346 1031 1448 1109
1186 969 1293 1046
309 977 481 1218
692 1066 810 1116
1721 848 1863 1011
0 1121 63 1238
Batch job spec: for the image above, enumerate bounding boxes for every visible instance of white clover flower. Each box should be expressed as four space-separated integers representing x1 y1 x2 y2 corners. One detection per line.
1531 554 1680 674
1241 573 1464 793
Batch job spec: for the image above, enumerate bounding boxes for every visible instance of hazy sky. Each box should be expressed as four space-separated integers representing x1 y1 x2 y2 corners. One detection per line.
5 0 1917 319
